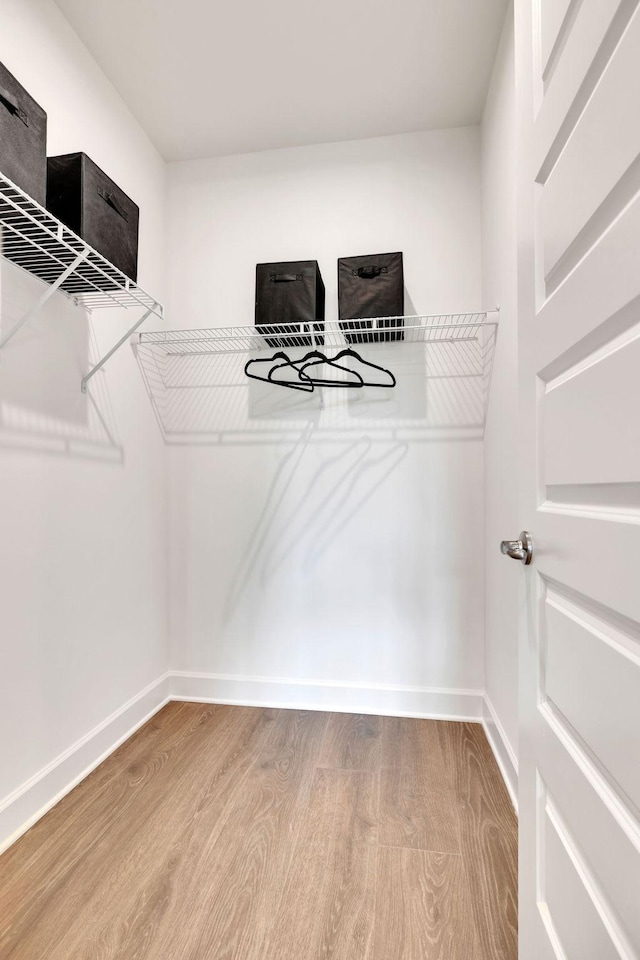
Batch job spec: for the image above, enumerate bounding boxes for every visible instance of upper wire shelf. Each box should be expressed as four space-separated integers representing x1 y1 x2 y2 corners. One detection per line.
133 313 499 443
0 171 164 391
0 172 162 315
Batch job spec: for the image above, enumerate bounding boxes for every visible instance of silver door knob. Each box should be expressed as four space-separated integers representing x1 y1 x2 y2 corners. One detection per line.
500 531 533 565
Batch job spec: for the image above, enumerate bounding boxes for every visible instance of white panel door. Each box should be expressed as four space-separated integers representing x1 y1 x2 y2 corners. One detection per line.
516 1 640 958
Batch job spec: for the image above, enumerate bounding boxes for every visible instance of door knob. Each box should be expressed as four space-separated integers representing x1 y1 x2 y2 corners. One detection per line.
500 531 533 565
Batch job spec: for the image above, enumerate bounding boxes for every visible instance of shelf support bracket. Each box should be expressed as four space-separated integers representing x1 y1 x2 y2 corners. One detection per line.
81 304 157 393
0 251 88 352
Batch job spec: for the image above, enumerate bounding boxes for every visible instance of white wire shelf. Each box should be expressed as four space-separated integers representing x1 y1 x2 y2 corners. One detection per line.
0 171 164 390
0 172 161 312
133 312 499 443
136 313 492 354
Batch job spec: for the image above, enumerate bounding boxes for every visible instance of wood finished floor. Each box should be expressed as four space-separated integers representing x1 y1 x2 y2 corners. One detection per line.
0 704 517 959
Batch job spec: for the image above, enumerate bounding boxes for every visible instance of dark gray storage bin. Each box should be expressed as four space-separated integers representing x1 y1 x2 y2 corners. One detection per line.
255 260 325 347
338 251 404 343
0 61 47 205
47 153 139 281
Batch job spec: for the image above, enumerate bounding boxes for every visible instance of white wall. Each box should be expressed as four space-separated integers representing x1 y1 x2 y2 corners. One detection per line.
0 0 169 846
481 4 519 788
0 2 510 846
165 129 487 713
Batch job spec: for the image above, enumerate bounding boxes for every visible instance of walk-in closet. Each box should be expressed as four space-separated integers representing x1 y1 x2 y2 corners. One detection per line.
1 1 639 958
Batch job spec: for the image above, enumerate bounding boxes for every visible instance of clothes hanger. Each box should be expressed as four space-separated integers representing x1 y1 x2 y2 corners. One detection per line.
331 347 396 388
291 350 365 388
245 348 391 391
244 352 314 392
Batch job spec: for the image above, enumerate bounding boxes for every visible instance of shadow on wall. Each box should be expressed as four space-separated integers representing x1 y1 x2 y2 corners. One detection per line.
222 429 409 621
404 286 418 317
0 259 123 462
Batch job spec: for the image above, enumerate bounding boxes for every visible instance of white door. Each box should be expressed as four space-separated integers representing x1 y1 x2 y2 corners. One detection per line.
515 0 640 957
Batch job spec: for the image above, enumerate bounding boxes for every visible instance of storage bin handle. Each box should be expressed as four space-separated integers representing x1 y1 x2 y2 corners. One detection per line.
354 265 387 279
98 186 129 222
269 273 302 282
0 88 28 127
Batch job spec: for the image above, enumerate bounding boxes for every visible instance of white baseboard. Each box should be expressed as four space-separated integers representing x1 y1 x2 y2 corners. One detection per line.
482 695 519 811
0 672 171 855
171 671 485 721
0 672 512 856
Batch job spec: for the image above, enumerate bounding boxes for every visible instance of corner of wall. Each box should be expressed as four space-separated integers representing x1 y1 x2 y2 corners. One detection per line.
0 672 171 855
480 0 520 798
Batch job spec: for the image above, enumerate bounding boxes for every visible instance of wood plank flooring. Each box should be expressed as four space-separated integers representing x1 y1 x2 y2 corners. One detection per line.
0 705 517 959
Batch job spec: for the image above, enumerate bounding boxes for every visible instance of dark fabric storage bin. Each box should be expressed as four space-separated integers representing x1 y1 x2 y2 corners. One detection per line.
255 260 325 348
47 153 139 281
338 252 404 343
0 61 47 205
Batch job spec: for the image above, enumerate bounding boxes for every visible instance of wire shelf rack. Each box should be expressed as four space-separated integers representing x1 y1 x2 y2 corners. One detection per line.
0 171 164 390
133 313 499 443
0 172 161 312
136 313 490 354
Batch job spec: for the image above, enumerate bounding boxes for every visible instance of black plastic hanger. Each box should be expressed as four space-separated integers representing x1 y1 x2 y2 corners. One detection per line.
244 352 314 392
245 348 393 391
329 347 396 388
292 350 365 388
